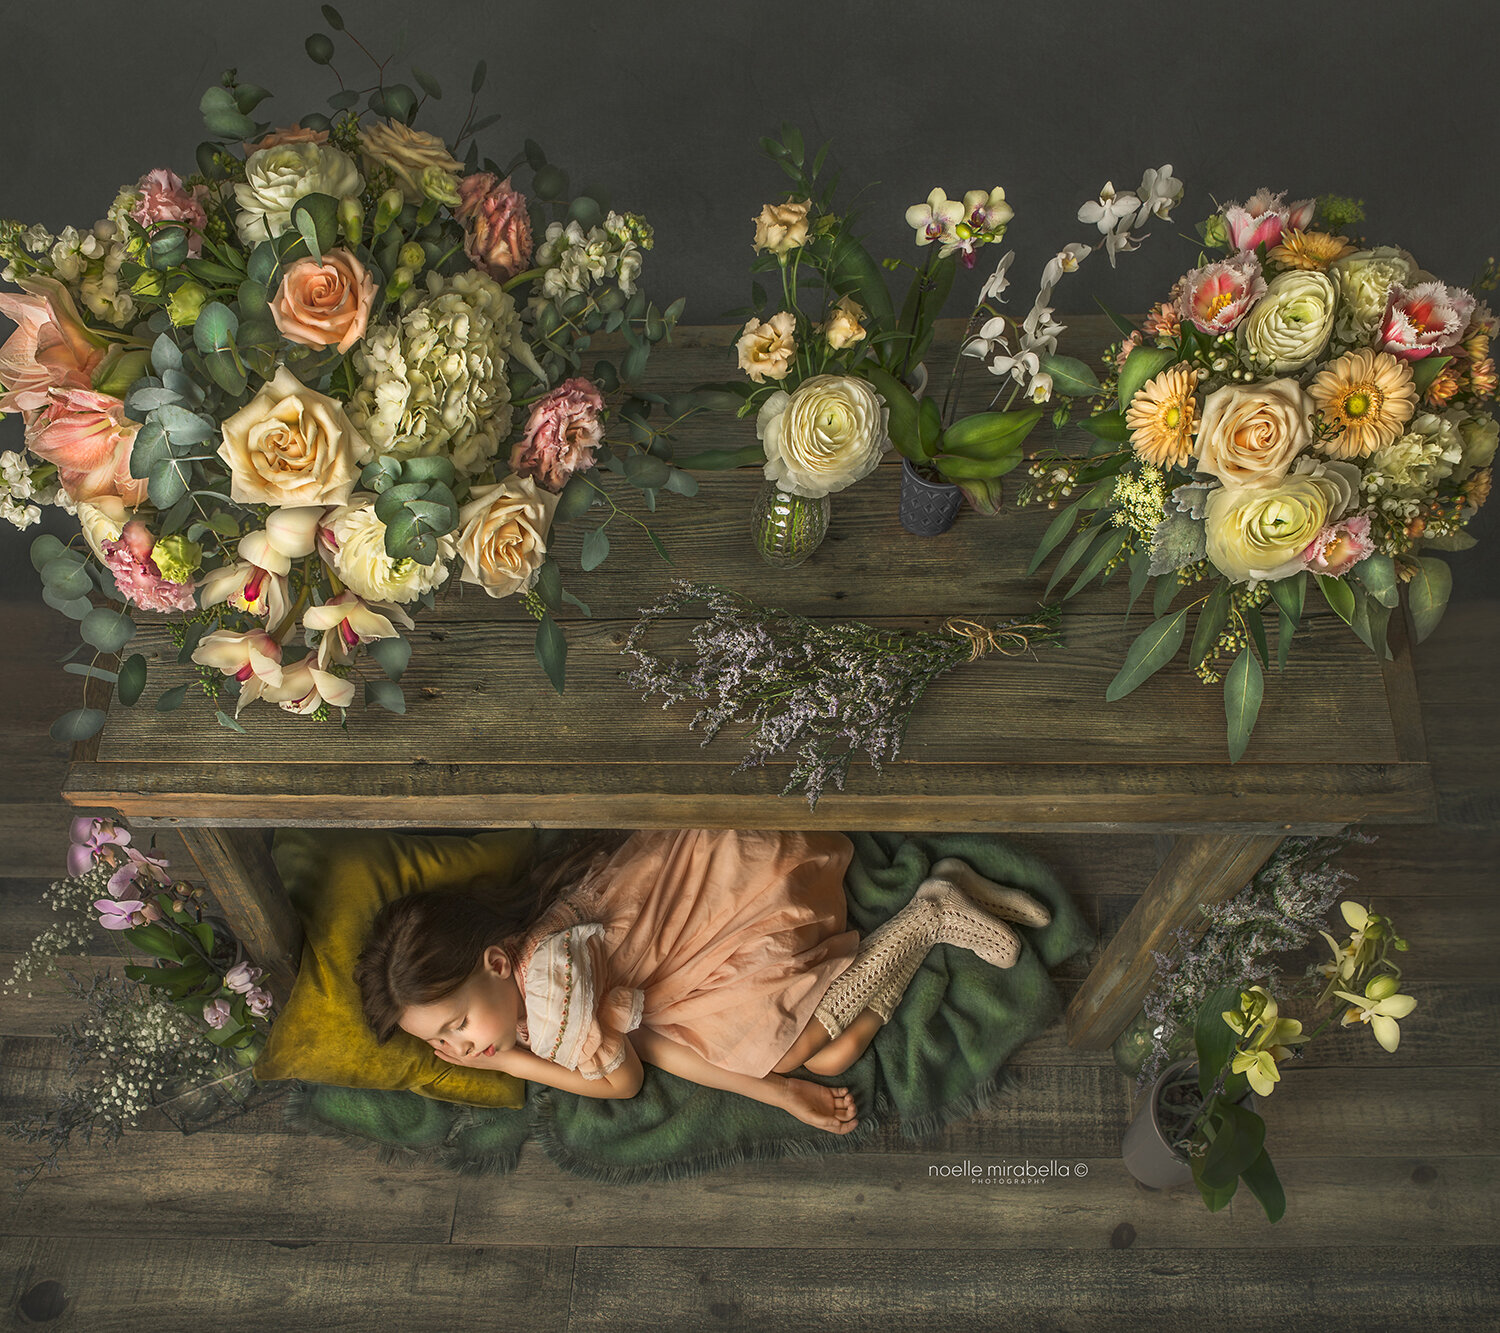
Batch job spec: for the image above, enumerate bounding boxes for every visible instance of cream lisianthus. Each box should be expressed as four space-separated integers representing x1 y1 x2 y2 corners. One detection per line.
752 200 811 256
736 311 797 383
358 119 463 204
323 494 456 605
758 374 890 499
1204 475 1335 582
1194 378 1315 488
454 474 559 600
233 142 363 246
1238 269 1336 372
820 296 866 350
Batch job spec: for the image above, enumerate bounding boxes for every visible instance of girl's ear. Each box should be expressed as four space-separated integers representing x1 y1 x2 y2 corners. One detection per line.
484 944 511 978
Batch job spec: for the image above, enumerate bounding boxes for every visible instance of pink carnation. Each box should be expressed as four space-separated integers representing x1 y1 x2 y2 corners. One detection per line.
244 126 329 154
102 524 197 614
455 173 533 282
1302 514 1375 577
509 378 607 493
1379 282 1476 361
1177 250 1267 335
130 169 209 259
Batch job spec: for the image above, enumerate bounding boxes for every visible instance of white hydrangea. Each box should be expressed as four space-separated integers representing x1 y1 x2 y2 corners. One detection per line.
0 450 42 530
349 269 523 478
1363 411 1465 512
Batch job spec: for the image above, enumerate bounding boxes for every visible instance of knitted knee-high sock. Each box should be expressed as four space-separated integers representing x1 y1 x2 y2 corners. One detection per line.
928 857 1053 928
813 879 1021 1038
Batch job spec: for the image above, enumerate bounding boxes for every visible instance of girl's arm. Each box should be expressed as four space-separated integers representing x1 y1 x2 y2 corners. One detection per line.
439 1041 644 1099
628 1028 792 1113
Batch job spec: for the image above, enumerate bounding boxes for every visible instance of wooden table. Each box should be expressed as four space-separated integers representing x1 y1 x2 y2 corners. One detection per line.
62 320 1436 1048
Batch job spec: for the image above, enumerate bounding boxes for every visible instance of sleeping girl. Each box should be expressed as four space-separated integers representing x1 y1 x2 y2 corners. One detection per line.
355 829 1050 1134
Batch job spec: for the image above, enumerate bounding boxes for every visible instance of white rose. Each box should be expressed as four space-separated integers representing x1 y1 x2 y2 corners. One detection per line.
759 374 891 499
1238 269 1336 373
1194 378 1314 489
1329 247 1416 343
325 493 456 605
234 143 364 246
454 475 559 600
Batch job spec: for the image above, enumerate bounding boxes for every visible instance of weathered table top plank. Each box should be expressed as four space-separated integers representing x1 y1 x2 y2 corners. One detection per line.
65 320 1435 832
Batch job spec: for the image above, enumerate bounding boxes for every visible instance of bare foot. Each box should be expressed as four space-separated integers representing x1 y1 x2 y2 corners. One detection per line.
780 1077 860 1134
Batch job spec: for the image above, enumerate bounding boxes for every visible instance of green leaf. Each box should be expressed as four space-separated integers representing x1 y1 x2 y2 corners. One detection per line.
1026 499 1081 575
63 662 118 684
1199 1101 1267 1190
148 457 189 509
644 524 672 565
400 455 456 486
1045 522 1102 596
117 654 148 707
554 473 597 522
1269 570 1305 629
412 65 442 99
1240 1148 1287 1223
623 453 671 489
1125 549 1152 617
1079 409 1130 443
49 708 107 742
662 467 699 498
940 408 1043 461
305 32 335 64
30 534 72 572
1039 353 1101 398
1411 355 1453 396
682 444 766 471
215 709 247 734
1356 553 1399 608
918 397 942 456
580 525 611 572
471 59 488 94
1246 604 1270 669
1317 574 1356 626
43 559 93 600
321 3 345 28
1195 1173 1239 1213
1276 610 1296 671
1348 585 1393 660
1224 647 1264 763
365 679 406 714
1116 345 1177 412
1189 581 1230 667
369 637 411 680
1194 985 1243 1095
125 923 182 961
863 366 923 461
1065 527 1127 600
81 608 136 654
192 301 238 355
1095 299 1138 339
1105 609 1188 702
1408 556 1451 643
156 684 189 712
1153 574 1180 618
43 587 94 620
954 475 1005 515
535 614 567 694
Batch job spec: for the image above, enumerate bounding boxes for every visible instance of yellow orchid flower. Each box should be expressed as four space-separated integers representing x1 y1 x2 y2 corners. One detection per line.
1231 1047 1283 1098
1334 975 1417 1053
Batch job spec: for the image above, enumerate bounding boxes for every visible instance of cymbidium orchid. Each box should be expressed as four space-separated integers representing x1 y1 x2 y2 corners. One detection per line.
190 629 284 715
303 590 412 669
261 657 356 715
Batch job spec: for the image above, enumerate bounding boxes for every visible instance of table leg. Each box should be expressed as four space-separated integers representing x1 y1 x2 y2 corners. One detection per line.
179 827 302 1005
1065 832 1285 1050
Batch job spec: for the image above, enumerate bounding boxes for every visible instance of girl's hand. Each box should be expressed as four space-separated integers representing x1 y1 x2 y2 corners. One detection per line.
432 1046 514 1071
779 1076 860 1135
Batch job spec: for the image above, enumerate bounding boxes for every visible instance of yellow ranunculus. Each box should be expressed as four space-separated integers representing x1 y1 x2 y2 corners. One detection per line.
1204 476 1332 583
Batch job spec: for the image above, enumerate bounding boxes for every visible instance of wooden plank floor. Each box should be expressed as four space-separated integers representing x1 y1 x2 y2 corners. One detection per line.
1 595 1496 1331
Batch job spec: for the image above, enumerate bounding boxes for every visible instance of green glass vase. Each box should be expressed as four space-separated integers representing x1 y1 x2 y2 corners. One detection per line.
750 482 830 569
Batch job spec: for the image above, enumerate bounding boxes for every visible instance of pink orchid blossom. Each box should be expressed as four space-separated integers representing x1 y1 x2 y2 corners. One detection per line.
1303 514 1375 577
106 845 171 899
1177 250 1267 335
1379 282 1477 361
68 815 131 877
130 169 210 258
95 897 146 931
203 998 233 1029
244 987 274 1017
224 962 263 995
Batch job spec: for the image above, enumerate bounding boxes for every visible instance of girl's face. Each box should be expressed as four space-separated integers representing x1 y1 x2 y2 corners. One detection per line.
398 945 524 1060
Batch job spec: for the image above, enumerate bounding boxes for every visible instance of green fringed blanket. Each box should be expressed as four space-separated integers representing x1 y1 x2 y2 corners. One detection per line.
285 831 1094 1185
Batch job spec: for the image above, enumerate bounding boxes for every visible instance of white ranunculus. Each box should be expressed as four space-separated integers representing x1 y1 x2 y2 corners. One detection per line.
758 374 890 499
324 493 456 605
1238 269 1336 373
1329 247 1417 343
234 143 364 246
1204 477 1334 583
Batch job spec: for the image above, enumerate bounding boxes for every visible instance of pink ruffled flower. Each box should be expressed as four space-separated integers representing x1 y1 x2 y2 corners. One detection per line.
102 521 196 613
68 815 131 877
1379 282 1477 361
1177 250 1267 335
26 388 146 506
1222 190 1315 253
1302 514 1375 577
455 173 533 282
102 842 171 899
0 277 106 415
203 998 233 1029
508 378 607 493
95 897 146 931
243 125 330 154
130 169 210 258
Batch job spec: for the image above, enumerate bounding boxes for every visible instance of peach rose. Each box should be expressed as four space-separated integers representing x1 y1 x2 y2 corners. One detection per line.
736 311 797 383
26 387 146 505
216 366 364 507
270 249 377 354
455 474 559 600
1193 378 1314 489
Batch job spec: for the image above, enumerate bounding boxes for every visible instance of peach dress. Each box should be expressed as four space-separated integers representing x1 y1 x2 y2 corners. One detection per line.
512 829 859 1080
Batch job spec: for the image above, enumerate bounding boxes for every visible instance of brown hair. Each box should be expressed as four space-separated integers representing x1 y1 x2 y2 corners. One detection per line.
354 830 629 1044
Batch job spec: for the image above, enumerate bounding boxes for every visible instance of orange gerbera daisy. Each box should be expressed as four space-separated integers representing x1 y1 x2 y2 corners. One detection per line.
1309 348 1417 459
1270 230 1357 271
1125 363 1198 467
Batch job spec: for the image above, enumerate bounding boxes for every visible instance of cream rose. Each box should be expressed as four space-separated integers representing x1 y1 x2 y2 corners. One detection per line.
1205 477 1335 583
821 296 866 350
1329 247 1416 342
1238 269 1336 373
753 200 811 255
1194 378 1314 489
76 496 129 562
454 474 559 600
270 249 377 354
736 311 797 383
759 373 890 499
359 120 463 203
233 142 363 246
217 365 364 507
323 493 456 605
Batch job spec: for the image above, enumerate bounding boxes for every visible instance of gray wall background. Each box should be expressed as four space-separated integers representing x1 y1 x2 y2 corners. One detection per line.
0 0 1495 600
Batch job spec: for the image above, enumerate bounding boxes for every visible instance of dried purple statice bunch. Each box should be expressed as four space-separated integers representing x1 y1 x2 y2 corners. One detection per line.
1139 831 1373 1084
623 580 1061 808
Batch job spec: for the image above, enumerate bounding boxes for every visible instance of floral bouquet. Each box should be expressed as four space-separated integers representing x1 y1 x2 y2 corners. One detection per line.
1025 189 1496 758
705 126 1184 522
1 14 691 740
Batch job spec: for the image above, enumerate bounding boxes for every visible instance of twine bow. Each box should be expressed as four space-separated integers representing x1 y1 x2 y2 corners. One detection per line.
943 614 1058 664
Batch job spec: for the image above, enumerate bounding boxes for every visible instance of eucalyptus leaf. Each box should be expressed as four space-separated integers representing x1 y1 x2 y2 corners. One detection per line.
81 607 136 654
1357 553 1399 609
1065 527 1127 600
30 535 72 572
42 559 93 599
1224 647 1264 763
49 708 106 743
156 683 190 712
623 453 671 489
148 457 189 509
43 587 93 620
554 472 597 522
369 637 412 680
1125 548 1152 617
1408 556 1452 643
535 614 567 694
216 709 248 734
365 679 407 715
1269 571 1306 629
117 654 148 706
1189 581 1230 667
1316 573 1356 626
1105 609 1188 701
192 302 238 355
63 663 119 684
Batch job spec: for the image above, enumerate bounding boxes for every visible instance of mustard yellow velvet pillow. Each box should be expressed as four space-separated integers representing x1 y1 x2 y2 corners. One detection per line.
253 827 534 1108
